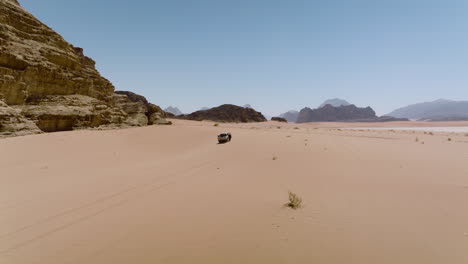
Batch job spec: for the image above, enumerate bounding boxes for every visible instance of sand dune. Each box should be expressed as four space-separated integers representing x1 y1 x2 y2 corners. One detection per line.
1 120 468 264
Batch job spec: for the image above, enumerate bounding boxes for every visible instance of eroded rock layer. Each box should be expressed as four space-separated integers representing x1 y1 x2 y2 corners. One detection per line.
0 0 168 137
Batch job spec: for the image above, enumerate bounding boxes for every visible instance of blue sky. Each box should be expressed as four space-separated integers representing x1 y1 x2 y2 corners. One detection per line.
21 0 468 116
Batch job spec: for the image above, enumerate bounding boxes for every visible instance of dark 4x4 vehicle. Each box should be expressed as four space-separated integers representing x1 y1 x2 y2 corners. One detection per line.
217 133 232 143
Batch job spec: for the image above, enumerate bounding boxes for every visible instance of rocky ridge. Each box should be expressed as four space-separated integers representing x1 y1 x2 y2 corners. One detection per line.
180 104 267 123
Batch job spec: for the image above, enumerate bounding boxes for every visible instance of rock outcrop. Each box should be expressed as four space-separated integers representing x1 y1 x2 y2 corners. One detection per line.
114 91 169 125
180 104 267 123
271 117 287 122
0 0 168 136
296 104 377 123
0 98 41 136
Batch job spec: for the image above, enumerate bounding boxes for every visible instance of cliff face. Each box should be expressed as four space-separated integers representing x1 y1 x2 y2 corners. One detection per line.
296 104 376 123
0 0 113 105
0 0 168 136
180 104 267 123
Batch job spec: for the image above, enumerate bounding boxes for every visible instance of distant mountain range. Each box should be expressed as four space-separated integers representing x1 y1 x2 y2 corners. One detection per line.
297 104 376 123
164 106 183 116
243 104 253 109
279 99 351 123
387 99 468 121
319 98 350 108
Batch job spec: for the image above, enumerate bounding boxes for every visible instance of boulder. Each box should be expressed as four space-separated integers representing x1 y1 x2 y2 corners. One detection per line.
271 117 287 122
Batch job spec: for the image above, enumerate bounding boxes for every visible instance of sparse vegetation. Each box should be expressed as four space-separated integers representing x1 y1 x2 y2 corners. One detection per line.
429 132 434 136
285 191 302 209
448 138 452 141
465 134 468 137
415 137 419 142
214 123 219 127
272 156 278 161
294 127 299 130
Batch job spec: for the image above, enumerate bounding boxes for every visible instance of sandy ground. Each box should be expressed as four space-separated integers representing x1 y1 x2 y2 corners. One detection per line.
1 120 468 264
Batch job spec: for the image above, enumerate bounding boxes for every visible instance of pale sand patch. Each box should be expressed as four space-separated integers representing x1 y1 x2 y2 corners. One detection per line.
1 119 468 264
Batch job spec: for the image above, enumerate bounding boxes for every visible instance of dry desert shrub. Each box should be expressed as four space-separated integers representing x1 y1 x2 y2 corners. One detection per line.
272 156 278 161
285 191 302 209
448 138 452 141
214 123 219 127
294 127 299 130
415 137 419 142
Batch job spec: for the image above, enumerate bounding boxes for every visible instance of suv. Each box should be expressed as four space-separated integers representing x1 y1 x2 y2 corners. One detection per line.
217 133 232 143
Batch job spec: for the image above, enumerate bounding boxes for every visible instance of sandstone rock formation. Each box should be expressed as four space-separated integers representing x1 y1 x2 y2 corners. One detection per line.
114 91 170 125
180 104 267 123
271 117 287 122
0 0 168 136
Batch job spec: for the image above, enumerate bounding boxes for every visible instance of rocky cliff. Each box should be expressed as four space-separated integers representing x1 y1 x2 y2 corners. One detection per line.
180 104 267 123
0 0 167 136
296 104 377 123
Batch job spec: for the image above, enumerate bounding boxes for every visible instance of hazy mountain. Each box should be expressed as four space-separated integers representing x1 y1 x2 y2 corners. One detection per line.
297 104 376 123
387 99 468 120
199 107 211 111
279 110 299 123
164 106 183 116
319 98 351 108
244 104 253 109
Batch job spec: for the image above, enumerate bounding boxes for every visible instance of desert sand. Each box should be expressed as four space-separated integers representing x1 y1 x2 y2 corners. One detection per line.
1 120 468 264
